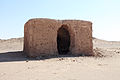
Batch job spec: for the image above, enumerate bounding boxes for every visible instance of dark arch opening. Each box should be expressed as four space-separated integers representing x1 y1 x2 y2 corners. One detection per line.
57 26 70 55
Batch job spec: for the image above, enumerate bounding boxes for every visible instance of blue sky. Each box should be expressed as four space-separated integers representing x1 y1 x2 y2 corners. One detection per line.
0 0 120 41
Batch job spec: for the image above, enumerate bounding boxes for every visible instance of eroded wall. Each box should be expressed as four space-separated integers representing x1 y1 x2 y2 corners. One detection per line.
24 18 93 57
62 20 93 56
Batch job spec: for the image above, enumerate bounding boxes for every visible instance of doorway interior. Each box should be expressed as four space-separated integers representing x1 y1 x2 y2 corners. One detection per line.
57 25 70 55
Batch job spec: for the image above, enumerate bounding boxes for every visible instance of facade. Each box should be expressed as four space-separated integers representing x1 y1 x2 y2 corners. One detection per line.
24 18 93 57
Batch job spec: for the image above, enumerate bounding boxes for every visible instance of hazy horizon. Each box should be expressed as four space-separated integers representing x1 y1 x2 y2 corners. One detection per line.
0 0 120 41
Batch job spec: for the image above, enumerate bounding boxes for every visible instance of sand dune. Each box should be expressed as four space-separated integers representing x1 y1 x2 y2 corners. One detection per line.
0 38 120 80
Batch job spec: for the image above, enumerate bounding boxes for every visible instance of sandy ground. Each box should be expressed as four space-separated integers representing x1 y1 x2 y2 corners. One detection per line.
0 38 120 80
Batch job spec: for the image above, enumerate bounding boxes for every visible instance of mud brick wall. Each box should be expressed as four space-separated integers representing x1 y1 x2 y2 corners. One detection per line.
24 18 93 57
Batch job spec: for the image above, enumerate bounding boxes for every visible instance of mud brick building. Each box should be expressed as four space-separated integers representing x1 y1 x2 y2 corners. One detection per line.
24 18 93 57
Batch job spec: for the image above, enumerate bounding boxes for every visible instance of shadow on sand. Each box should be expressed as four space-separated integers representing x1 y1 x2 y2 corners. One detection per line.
0 51 28 62
0 51 86 62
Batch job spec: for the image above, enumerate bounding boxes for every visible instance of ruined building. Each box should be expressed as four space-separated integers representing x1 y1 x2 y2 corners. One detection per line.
24 18 93 57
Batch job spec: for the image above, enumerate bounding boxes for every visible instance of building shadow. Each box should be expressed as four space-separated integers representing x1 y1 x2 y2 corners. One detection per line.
0 51 91 62
0 51 27 62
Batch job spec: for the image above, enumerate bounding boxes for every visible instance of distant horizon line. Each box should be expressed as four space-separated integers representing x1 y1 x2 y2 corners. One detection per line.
0 36 120 42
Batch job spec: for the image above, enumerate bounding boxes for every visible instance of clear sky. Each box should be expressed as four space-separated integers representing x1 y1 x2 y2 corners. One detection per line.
0 0 120 41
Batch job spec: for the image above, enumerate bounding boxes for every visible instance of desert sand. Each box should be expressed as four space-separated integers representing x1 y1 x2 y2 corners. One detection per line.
0 38 120 80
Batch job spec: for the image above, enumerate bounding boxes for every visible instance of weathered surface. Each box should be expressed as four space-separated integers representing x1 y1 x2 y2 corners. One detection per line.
24 18 93 57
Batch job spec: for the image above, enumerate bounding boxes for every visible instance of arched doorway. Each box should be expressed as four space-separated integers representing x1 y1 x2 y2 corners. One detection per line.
57 25 70 55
